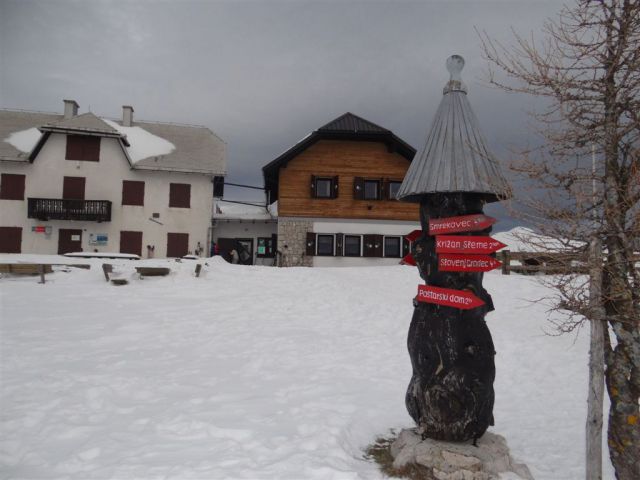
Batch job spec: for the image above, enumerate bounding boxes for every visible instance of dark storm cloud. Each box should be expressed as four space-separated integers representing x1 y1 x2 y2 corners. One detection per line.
0 0 559 213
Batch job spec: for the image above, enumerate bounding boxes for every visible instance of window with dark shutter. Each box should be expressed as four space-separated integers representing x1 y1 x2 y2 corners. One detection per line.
62 176 86 200
311 176 338 199
316 234 334 256
363 234 383 257
120 231 143 256
364 179 381 200
66 135 100 161
353 177 365 200
0 174 25 200
344 235 362 257
305 232 316 256
384 236 401 257
169 183 191 208
122 180 145 206
167 232 189 257
0 227 22 253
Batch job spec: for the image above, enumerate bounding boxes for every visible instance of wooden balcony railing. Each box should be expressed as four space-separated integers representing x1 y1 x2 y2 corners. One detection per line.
27 198 112 222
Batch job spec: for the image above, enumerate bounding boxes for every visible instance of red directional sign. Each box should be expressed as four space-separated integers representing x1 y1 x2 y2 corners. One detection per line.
401 253 416 266
416 285 485 310
428 214 496 235
435 235 507 255
405 230 422 242
438 254 502 272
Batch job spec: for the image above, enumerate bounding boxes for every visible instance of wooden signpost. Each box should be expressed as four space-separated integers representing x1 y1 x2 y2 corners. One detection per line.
416 285 485 310
428 214 496 235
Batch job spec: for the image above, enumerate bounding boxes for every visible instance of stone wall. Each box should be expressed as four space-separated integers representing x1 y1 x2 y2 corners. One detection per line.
277 218 313 267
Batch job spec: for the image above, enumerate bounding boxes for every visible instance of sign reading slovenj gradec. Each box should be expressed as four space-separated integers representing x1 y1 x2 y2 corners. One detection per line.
438 253 502 272
428 214 496 235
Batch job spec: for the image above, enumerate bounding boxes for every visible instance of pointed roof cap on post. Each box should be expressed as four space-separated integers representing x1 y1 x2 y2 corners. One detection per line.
396 55 511 203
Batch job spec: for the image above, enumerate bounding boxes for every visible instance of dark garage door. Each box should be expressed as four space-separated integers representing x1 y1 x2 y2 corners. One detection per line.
58 229 82 254
167 232 188 258
0 227 22 253
120 231 143 256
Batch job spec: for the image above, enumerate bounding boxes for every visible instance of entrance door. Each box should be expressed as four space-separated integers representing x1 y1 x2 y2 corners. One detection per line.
120 231 143 256
167 232 189 257
236 238 253 265
58 229 82 254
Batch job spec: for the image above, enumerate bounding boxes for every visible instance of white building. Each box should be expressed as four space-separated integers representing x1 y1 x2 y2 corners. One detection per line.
0 100 226 257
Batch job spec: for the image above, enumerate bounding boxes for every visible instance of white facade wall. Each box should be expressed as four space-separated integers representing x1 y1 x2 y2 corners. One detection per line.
0 133 214 257
296 217 419 267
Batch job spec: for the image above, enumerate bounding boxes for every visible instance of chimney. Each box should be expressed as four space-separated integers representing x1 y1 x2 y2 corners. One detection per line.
63 99 79 119
122 105 134 127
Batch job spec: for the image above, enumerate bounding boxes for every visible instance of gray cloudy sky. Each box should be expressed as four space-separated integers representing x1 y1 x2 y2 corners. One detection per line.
1 0 559 216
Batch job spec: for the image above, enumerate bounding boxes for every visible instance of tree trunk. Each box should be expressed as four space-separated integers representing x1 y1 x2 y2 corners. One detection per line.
405 193 495 442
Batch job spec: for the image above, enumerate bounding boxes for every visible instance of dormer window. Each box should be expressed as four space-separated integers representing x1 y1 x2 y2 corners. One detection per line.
66 135 100 162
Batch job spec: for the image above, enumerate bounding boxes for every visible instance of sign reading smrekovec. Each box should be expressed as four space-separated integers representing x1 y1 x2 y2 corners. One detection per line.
428 214 496 235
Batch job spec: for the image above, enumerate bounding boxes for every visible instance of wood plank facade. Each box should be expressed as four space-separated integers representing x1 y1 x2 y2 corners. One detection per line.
278 140 419 221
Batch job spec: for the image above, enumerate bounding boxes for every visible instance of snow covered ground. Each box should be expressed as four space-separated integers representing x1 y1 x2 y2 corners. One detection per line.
0 255 614 479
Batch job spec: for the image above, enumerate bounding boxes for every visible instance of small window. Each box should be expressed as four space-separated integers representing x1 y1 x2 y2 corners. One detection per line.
0 174 25 200
257 237 276 258
169 183 191 208
344 235 361 257
364 179 381 200
311 176 338 199
122 180 145 206
316 234 334 256
384 236 401 257
388 181 402 200
66 135 100 161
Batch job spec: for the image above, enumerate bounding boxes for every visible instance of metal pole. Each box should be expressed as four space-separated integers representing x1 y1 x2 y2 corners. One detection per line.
586 142 605 480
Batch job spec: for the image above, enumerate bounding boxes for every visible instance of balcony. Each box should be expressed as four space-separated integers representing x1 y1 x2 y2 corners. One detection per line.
28 198 112 222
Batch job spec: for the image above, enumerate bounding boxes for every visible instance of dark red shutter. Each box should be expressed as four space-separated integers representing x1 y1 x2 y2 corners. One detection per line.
66 135 100 161
335 233 344 256
122 180 145 206
353 177 364 200
382 178 390 200
310 175 317 198
120 231 143 256
169 183 191 208
363 234 384 257
167 232 189 257
332 176 339 199
305 232 316 256
0 227 22 253
63 177 86 200
0 174 25 200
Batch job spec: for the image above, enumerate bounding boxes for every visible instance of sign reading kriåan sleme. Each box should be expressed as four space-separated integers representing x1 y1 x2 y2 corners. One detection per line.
438 253 502 272
416 285 485 310
428 214 496 235
436 235 507 255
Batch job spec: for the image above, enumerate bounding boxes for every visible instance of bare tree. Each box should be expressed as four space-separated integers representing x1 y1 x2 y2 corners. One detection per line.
479 1 639 479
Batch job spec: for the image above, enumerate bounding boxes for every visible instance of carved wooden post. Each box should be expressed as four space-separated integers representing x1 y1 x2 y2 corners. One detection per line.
397 55 512 442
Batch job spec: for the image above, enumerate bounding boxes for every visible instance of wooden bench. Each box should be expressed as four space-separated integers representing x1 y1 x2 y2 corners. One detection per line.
135 267 171 277
0 264 53 275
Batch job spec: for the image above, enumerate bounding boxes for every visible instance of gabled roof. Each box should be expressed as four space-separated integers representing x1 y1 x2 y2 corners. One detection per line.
396 55 511 203
0 107 226 175
262 112 416 202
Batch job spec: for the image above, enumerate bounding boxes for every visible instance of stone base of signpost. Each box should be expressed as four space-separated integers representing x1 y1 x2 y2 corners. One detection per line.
390 429 533 480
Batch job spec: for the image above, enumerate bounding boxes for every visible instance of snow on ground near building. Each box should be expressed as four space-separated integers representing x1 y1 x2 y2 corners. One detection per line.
0 256 614 479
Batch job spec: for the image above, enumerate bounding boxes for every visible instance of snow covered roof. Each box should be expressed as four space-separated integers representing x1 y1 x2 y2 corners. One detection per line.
397 55 512 203
214 201 277 221
0 107 226 175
